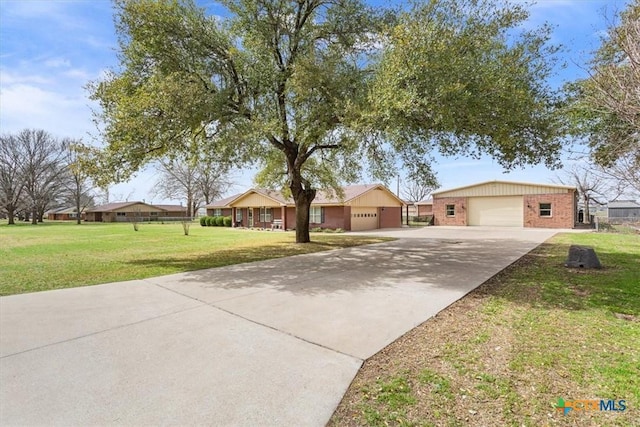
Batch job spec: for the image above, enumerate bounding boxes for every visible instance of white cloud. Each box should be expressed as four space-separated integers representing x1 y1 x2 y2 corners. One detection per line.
44 58 71 68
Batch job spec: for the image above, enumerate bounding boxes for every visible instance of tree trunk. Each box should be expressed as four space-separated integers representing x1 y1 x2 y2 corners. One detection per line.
76 195 82 225
7 206 15 225
31 208 37 225
583 194 591 224
294 194 314 243
289 177 316 243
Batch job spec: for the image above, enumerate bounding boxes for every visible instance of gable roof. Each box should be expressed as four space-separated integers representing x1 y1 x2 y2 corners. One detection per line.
153 204 186 212
206 184 404 208
86 201 147 212
608 200 640 209
431 180 576 196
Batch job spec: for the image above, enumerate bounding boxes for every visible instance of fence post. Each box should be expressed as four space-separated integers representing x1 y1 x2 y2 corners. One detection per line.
595 215 599 232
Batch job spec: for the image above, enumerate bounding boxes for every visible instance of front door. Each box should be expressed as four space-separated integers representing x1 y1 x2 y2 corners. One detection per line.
248 208 253 227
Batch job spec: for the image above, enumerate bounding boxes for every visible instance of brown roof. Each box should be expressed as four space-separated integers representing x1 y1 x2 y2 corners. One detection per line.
206 184 403 208
87 201 184 213
86 201 146 212
153 204 186 212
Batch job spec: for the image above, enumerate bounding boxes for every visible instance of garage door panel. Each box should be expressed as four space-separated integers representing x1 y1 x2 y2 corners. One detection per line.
468 196 523 227
351 208 378 231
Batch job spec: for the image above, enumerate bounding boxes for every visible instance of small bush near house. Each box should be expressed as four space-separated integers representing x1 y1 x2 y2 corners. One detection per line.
223 216 232 227
215 216 224 226
199 217 208 226
310 227 323 232
206 216 215 226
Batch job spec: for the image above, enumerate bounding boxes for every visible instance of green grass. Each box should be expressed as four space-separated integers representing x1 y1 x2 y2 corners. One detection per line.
0 221 390 295
331 232 640 426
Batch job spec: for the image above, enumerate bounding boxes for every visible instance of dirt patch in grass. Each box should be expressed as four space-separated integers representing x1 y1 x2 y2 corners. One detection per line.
330 234 639 427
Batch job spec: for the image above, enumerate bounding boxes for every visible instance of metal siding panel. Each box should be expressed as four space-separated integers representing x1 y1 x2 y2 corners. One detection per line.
438 183 568 198
468 196 524 226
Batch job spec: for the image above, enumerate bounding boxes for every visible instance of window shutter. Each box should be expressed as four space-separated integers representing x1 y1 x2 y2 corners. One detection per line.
321 207 325 223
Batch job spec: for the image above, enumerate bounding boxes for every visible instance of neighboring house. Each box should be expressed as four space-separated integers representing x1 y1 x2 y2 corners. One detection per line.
46 207 86 221
432 180 577 228
607 200 640 219
415 199 433 217
85 202 189 222
206 184 404 231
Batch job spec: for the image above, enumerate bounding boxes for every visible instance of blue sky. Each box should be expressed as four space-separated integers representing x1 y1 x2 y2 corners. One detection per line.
0 0 631 203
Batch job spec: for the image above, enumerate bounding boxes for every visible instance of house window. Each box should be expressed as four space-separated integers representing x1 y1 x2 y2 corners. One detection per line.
117 212 126 217
213 208 222 216
259 207 272 222
446 204 455 217
150 212 158 216
236 209 243 222
310 206 323 223
539 203 552 217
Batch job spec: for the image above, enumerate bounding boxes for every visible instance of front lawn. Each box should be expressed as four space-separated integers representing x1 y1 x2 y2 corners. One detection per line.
0 221 390 295
331 232 639 427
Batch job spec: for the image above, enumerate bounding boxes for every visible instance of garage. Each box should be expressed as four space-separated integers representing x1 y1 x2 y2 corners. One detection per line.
468 196 524 226
350 207 378 231
431 180 578 229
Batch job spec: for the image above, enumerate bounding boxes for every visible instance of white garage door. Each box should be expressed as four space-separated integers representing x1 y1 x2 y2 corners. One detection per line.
468 196 523 227
351 208 378 231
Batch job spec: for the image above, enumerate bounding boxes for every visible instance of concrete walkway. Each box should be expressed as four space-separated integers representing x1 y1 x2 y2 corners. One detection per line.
0 227 561 426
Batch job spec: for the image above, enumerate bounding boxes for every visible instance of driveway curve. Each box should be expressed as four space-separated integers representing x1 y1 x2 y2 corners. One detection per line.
1 226 562 426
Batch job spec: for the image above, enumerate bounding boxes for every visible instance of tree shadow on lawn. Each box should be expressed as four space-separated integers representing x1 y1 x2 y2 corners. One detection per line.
475 242 640 317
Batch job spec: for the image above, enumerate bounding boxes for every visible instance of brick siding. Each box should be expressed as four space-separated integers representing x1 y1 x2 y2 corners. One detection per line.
524 193 575 228
433 197 467 226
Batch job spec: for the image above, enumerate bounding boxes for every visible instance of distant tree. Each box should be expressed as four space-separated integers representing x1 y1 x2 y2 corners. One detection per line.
18 130 67 224
89 0 564 243
568 1 639 170
402 175 439 204
0 134 26 224
152 152 232 218
556 165 610 224
60 140 96 224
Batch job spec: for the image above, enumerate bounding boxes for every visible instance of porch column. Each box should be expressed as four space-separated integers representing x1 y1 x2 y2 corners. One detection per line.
231 207 236 227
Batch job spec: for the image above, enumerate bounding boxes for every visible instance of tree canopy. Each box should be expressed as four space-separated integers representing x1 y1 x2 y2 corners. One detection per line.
568 0 639 174
89 0 565 242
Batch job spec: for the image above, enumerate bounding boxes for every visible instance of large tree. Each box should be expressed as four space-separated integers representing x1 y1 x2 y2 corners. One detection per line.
18 130 67 224
89 0 564 242
60 141 96 224
0 134 25 225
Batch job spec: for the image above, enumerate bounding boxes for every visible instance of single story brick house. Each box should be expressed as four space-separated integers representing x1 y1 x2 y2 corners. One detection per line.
206 184 404 231
432 180 577 228
85 202 189 222
46 207 85 221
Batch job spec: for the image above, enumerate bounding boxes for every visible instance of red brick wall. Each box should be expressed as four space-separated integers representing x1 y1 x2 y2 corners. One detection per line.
524 193 575 228
318 206 347 229
433 197 467 226
379 206 401 228
417 205 433 216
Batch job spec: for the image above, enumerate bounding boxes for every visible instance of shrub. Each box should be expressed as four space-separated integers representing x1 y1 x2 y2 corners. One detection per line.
223 216 232 227
206 216 215 226
215 216 224 226
310 227 323 232
200 216 208 226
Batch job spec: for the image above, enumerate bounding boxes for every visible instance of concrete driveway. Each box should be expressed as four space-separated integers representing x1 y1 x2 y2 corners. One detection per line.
0 226 561 426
